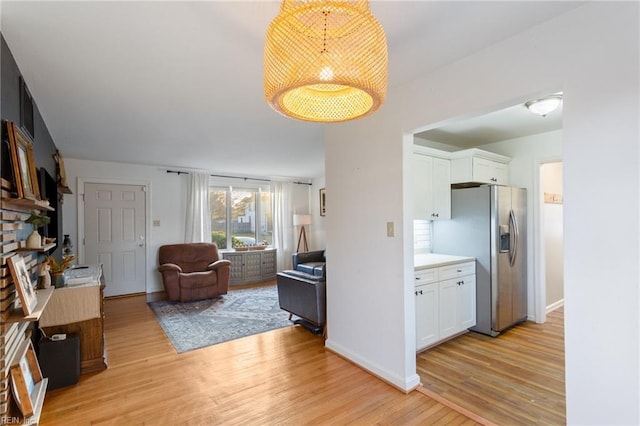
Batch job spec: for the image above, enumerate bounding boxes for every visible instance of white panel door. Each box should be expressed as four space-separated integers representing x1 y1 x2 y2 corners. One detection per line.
84 183 146 297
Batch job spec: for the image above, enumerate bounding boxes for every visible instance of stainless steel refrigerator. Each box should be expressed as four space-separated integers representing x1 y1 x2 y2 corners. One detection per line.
432 185 527 336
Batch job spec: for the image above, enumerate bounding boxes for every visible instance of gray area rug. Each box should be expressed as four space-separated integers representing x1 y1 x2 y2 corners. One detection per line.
148 285 292 353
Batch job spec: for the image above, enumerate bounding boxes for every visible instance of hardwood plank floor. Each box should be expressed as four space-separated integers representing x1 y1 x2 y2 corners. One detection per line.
40 292 479 425
416 308 565 426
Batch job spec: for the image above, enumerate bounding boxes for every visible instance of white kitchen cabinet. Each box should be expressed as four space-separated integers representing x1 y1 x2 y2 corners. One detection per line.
438 274 476 337
415 282 439 349
415 268 439 349
412 147 451 220
450 149 510 186
415 258 476 351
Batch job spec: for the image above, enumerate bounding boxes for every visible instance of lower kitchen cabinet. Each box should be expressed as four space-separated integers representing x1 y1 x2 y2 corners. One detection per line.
415 260 476 351
438 275 476 337
415 282 439 349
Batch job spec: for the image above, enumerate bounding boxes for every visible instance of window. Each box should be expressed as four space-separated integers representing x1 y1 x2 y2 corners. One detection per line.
210 184 272 249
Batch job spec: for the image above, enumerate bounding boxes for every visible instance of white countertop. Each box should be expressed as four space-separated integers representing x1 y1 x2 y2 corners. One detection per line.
414 253 475 270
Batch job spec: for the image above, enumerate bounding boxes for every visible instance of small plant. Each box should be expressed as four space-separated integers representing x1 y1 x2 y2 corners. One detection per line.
25 212 50 229
45 255 75 274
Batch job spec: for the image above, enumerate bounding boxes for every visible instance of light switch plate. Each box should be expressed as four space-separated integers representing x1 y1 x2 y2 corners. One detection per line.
386 221 394 237
153 220 161 227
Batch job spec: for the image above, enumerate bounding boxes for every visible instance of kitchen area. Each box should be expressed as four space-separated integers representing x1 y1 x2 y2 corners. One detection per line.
412 146 527 350
410 101 566 424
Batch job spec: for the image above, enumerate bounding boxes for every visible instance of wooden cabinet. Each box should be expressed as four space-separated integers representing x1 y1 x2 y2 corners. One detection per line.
412 147 451 220
40 280 106 374
222 249 277 285
450 149 510 186
415 260 476 351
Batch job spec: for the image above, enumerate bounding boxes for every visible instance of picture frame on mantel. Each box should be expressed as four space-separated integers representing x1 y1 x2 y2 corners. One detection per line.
319 188 326 216
7 121 40 201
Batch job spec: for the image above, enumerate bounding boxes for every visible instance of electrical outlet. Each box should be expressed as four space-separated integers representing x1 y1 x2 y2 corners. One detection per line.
386 221 394 237
153 220 161 227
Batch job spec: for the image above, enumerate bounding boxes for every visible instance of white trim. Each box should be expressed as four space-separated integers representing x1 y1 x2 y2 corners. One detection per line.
76 176 151 293
448 148 511 164
412 145 453 160
546 298 564 313
325 339 421 393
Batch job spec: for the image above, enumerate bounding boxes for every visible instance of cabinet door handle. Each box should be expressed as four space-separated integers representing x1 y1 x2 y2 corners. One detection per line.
419 290 423 295
415 277 420 280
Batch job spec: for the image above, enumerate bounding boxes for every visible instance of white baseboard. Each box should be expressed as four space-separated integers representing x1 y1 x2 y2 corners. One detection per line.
546 299 564 313
325 339 421 393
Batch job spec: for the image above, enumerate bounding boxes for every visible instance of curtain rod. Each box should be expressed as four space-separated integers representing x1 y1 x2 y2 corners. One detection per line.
166 170 312 186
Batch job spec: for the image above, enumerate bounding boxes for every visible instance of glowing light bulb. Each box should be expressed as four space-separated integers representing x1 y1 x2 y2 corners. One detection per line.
319 66 334 81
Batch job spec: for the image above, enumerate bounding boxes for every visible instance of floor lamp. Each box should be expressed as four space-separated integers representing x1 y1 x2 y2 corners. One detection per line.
293 214 311 253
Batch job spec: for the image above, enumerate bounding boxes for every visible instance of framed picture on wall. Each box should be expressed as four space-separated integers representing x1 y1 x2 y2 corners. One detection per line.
8 255 38 315
19 76 35 141
319 188 326 216
7 121 40 200
53 150 70 192
10 339 44 417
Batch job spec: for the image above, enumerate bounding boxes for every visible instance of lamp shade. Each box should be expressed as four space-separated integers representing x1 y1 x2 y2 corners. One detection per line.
293 214 312 226
264 0 388 123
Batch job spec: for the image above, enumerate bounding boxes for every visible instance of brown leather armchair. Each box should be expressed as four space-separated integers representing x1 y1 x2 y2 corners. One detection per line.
158 243 231 302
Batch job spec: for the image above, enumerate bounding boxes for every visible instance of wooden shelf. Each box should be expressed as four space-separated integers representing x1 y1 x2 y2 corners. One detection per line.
16 243 56 253
4 287 55 324
58 185 72 195
2 198 54 212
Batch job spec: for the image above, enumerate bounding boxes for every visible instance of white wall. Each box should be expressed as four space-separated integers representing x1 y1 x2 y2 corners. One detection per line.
324 3 639 424
542 162 564 308
63 158 313 293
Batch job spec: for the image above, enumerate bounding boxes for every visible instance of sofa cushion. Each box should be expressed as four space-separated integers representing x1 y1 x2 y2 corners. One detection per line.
296 262 324 276
280 270 325 282
180 271 216 289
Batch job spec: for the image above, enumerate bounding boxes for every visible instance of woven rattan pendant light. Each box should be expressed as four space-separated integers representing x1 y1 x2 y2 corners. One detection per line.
264 0 388 123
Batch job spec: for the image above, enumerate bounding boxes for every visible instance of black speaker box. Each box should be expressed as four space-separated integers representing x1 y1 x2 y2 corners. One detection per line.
38 333 80 390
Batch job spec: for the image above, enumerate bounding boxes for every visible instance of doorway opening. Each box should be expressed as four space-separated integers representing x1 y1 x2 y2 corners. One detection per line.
411 93 565 423
539 161 564 317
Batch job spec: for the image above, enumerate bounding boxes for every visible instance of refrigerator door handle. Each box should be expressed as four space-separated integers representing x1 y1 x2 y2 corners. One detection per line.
509 209 518 266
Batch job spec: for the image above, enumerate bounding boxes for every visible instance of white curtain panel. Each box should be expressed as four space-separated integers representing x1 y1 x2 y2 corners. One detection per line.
273 181 293 271
184 172 211 243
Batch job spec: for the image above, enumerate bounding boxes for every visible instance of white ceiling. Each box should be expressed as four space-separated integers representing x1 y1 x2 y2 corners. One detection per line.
0 1 581 179
415 98 563 150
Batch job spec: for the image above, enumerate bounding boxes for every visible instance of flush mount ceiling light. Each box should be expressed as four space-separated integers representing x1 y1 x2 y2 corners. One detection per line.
264 0 388 123
525 95 563 117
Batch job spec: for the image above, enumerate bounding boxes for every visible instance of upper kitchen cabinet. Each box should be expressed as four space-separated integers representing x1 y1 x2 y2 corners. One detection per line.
450 149 510 186
412 146 451 220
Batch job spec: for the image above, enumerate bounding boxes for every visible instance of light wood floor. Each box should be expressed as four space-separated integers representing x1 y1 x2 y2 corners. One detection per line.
39 293 480 425
417 308 565 425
